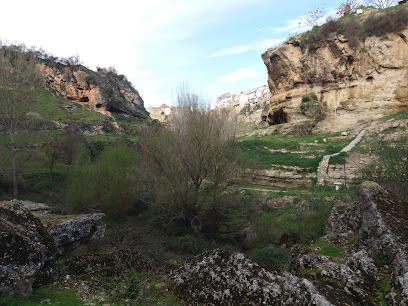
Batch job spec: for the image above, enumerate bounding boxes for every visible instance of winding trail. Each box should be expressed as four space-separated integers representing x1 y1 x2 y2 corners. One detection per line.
317 129 365 185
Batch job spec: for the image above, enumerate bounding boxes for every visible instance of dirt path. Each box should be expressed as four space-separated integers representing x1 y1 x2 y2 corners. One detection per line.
317 129 365 185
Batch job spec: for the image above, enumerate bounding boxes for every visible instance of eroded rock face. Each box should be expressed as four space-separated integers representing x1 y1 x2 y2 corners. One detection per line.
169 249 332 305
0 201 57 296
38 63 148 119
262 29 408 132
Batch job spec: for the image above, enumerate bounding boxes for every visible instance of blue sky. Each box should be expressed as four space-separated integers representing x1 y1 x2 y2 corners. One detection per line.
1 0 364 107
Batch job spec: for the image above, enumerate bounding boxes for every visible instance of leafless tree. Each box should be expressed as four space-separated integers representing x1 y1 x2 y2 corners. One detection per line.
138 86 239 232
0 41 40 198
336 0 360 17
367 0 397 9
302 5 326 28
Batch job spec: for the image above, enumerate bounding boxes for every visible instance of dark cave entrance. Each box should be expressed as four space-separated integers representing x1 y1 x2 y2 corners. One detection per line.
270 108 288 125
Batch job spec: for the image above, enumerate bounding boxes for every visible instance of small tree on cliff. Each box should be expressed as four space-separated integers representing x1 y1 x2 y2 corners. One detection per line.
0 41 40 198
336 0 360 17
302 5 325 28
138 86 239 233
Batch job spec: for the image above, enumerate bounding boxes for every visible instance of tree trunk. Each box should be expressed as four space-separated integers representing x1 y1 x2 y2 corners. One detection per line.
10 130 18 198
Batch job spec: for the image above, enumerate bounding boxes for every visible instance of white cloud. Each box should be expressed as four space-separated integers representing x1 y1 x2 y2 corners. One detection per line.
218 68 259 84
208 38 282 58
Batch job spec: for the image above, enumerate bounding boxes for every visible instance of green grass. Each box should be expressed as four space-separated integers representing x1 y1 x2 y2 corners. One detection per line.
380 110 408 122
329 152 349 165
24 90 108 125
310 238 344 258
1 288 83 305
251 194 336 247
236 132 349 171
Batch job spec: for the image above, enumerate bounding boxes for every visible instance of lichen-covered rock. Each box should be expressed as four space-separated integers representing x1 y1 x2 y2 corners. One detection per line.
38 63 148 119
47 213 106 247
325 181 408 304
0 201 57 296
169 249 332 305
56 250 153 301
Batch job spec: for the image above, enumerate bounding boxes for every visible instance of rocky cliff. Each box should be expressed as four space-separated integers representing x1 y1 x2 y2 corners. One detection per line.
38 63 149 119
262 28 408 132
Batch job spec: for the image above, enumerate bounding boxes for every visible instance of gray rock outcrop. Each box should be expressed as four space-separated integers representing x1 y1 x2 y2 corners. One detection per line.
169 182 408 305
0 200 106 296
169 249 332 305
0 201 57 296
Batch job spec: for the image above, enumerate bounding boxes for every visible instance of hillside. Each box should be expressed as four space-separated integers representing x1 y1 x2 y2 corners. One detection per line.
2 4 408 306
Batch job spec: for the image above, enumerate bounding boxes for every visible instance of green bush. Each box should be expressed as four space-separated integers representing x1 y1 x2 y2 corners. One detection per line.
252 197 334 247
94 144 139 218
65 147 96 212
65 143 139 218
85 75 96 87
102 86 114 99
359 135 408 200
250 246 291 271
300 93 322 120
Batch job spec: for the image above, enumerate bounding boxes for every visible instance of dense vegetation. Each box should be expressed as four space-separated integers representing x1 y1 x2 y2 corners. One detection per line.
290 3 408 52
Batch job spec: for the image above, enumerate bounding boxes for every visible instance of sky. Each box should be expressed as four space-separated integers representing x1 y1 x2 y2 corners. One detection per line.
0 0 362 108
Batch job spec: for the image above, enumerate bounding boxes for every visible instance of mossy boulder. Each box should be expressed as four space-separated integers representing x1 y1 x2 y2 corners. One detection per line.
0 200 57 296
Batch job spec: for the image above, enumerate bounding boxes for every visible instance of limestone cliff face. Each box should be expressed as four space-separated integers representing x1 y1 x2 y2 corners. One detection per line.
38 63 148 119
262 29 408 132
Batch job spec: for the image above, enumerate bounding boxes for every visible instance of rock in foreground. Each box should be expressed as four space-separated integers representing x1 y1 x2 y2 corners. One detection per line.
169 249 331 305
169 182 408 305
0 201 57 296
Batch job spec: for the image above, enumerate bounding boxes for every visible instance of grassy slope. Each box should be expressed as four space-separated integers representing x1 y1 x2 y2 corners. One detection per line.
236 132 349 171
0 89 145 202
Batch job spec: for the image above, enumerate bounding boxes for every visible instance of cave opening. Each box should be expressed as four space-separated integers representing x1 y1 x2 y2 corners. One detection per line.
96 103 102 109
79 97 89 102
271 108 288 125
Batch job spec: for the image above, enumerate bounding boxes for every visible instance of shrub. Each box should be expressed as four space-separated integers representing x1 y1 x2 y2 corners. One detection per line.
94 144 139 218
343 17 362 49
364 7 408 37
359 135 408 200
319 18 339 37
85 75 96 87
65 147 96 212
102 86 114 99
300 93 322 120
250 246 291 271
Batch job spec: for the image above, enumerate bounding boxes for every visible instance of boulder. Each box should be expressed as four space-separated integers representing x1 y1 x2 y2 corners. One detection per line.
0 201 57 296
46 213 106 248
169 249 332 305
0 200 106 296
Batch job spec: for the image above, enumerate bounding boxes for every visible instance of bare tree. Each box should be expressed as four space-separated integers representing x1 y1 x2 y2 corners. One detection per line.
0 41 40 198
138 86 239 232
302 5 326 28
336 0 360 17
367 0 396 9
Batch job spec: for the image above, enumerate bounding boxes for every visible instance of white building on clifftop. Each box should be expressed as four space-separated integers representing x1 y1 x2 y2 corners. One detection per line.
215 85 271 109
